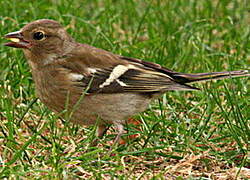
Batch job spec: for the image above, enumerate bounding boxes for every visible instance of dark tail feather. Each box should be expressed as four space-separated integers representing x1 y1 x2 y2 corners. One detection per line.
172 70 250 84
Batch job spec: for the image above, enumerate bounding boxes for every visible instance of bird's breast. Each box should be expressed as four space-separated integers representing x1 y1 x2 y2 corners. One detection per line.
32 70 80 113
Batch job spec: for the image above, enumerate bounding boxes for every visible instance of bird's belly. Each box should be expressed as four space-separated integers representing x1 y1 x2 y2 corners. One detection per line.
70 93 152 125
34 75 154 126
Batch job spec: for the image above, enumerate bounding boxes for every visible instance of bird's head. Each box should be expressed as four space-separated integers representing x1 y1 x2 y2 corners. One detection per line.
4 19 75 66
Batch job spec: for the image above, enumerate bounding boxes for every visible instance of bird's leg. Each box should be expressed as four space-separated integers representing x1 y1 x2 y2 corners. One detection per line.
96 124 109 138
90 124 109 147
113 123 125 145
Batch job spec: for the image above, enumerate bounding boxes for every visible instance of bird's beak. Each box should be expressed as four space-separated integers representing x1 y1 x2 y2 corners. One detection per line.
4 31 31 49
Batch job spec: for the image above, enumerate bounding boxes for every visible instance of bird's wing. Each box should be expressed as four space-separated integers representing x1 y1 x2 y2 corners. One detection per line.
57 44 197 94
58 44 249 95
80 63 198 93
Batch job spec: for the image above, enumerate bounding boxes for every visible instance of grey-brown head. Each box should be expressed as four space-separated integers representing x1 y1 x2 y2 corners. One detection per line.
4 19 75 64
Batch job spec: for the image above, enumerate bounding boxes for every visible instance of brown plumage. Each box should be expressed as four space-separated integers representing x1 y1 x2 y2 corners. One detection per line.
4 19 250 144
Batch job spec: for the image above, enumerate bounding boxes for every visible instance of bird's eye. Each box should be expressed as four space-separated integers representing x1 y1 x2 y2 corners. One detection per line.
33 31 45 40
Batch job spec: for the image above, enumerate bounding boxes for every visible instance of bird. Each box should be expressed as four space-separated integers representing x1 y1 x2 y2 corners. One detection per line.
4 19 249 145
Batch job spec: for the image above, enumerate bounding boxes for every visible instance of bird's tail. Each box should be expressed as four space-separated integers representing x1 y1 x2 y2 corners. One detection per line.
172 70 249 84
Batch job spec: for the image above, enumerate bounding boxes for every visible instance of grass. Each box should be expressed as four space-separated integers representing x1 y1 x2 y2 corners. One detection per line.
0 0 249 179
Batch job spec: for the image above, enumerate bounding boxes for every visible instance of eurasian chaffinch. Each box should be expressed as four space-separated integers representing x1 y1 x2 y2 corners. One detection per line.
4 19 249 144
